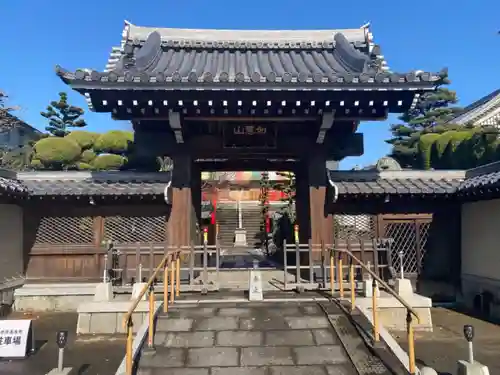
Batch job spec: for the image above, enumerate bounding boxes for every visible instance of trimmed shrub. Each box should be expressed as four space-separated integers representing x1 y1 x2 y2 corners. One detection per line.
76 162 92 170
93 130 133 154
433 131 457 168
81 149 96 163
65 130 99 150
30 159 43 169
417 133 440 169
33 137 81 168
92 154 126 170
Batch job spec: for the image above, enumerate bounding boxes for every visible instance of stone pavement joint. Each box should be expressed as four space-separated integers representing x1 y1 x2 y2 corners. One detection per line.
136 300 381 375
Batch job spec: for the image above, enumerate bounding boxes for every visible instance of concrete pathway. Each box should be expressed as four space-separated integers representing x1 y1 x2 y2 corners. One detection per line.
136 301 385 375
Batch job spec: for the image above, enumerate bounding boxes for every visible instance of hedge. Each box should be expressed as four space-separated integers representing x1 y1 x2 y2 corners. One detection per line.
93 130 133 154
33 137 82 167
65 131 99 150
92 154 126 170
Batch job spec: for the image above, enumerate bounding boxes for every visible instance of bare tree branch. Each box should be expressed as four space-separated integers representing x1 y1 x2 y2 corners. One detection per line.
0 90 21 133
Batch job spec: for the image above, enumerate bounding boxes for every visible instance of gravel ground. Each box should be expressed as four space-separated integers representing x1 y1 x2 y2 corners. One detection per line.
0 311 125 375
393 307 500 375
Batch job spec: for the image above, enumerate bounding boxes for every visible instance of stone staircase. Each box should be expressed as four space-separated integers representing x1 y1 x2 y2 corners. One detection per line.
216 203 238 248
134 299 403 375
241 204 263 248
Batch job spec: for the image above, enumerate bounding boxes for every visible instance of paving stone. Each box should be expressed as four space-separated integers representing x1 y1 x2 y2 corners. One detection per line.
312 329 338 345
217 330 262 346
293 346 346 365
326 366 353 375
171 307 216 318
163 331 215 347
218 307 253 317
301 304 323 315
269 366 328 375
156 318 193 332
265 330 315 346
187 347 239 367
154 332 167 346
211 367 268 375
139 347 186 367
138 369 210 375
240 346 294 366
285 316 330 329
265 306 302 316
239 316 289 330
195 317 238 331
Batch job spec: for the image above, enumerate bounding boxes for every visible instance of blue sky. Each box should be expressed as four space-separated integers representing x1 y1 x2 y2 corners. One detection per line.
1 0 499 169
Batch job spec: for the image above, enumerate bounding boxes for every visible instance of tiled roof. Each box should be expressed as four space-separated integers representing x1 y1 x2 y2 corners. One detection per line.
447 89 500 126
328 170 465 197
16 171 172 198
56 22 440 91
0 176 28 196
457 162 500 192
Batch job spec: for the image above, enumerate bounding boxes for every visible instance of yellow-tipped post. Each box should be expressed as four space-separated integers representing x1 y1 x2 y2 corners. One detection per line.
176 253 180 297
350 263 355 311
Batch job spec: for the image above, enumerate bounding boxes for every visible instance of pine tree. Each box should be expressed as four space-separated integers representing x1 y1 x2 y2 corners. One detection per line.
385 69 463 168
41 92 86 137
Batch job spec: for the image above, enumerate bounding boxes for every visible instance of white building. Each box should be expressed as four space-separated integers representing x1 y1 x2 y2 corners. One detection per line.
449 89 500 127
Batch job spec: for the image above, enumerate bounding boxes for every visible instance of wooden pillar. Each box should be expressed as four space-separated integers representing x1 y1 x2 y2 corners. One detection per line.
307 155 334 248
167 154 193 248
294 164 310 243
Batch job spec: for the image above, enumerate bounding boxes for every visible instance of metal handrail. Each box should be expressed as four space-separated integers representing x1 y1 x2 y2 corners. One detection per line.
336 247 420 323
123 249 181 375
123 253 170 324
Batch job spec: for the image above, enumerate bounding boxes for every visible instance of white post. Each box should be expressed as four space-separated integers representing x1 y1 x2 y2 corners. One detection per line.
138 264 142 282
103 254 108 283
399 251 405 279
238 197 243 229
468 341 474 364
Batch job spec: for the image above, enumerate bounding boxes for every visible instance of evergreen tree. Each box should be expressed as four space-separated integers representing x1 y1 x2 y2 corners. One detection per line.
41 92 86 137
385 69 463 168
273 172 296 223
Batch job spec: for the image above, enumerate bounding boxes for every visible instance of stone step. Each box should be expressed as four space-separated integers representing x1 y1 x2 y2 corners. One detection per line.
136 301 363 375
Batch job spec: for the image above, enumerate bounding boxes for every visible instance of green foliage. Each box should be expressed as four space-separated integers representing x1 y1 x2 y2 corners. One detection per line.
386 70 463 168
92 154 126 171
442 131 472 169
273 172 296 222
41 92 86 137
259 172 271 233
76 162 92 170
417 133 440 169
33 137 82 169
93 130 133 154
65 130 99 150
0 145 33 171
30 159 43 169
80 149 96 163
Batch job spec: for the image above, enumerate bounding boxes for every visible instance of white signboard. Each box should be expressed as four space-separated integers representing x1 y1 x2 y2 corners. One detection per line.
0 319 32 358
249 270 263 301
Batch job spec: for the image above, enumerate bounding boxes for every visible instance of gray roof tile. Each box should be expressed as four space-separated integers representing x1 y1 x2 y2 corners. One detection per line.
16 171 172 197
328 170 464 197
457 161 500 192
0 177 28 195
56 25 440 90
